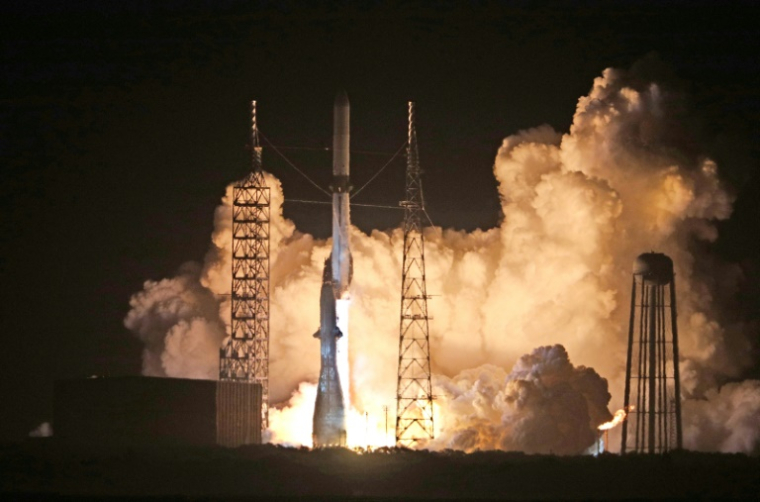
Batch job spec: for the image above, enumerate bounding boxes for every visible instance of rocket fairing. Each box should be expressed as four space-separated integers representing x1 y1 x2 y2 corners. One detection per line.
313 91 352 447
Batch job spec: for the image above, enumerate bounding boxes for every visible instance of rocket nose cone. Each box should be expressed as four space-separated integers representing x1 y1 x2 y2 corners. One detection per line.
335 90 349 108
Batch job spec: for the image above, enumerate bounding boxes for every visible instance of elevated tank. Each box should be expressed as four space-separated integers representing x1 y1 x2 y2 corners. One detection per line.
633 252 674 285
622 251 682 454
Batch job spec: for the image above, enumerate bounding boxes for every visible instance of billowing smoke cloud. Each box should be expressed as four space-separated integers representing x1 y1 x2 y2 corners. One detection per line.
682 380 760 453
431 345 611 455
124 262 225 379
125 61 759 453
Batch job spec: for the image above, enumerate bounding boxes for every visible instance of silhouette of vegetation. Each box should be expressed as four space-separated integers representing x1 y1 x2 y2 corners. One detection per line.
1 439 758 500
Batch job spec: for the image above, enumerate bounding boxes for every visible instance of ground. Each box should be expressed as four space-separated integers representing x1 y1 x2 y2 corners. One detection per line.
2 439 758 500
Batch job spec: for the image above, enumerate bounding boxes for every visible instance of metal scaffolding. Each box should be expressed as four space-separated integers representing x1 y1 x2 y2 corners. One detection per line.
219 100 271 429
621 252 683 453
395 101 434 447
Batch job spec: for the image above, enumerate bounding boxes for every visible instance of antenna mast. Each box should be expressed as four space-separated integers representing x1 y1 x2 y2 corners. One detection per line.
220 100 271 430
395 102 434 447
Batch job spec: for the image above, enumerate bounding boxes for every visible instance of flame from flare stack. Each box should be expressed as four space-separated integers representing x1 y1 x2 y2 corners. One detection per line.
598 406 634 431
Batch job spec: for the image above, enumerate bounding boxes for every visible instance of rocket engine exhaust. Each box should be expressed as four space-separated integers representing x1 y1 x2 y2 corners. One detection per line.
313 91 353 447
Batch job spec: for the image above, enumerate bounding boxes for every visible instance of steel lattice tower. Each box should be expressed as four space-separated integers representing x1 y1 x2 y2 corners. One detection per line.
395 101 434 447
220 100 271 428
621 252 683 453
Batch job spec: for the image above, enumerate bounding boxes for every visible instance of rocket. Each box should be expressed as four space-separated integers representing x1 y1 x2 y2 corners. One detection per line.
313 91 353 447
312 260 346 446
331 90 352 298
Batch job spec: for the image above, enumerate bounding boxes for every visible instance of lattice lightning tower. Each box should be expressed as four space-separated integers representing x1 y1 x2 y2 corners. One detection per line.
395 101 434 447
220 100 271 428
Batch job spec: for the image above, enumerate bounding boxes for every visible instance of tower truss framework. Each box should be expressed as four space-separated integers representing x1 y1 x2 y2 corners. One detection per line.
220 100 271 429
395 101 434 447
621 252 682 454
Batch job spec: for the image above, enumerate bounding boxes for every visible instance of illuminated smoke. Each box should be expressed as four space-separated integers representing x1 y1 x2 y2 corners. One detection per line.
124 262 225 379
266 382 317 447
125 61 759 453
682 380 760 453
335 298 351 432
430 345 612 455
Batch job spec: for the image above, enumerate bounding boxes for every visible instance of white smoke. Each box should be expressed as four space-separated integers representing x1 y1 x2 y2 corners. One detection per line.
266 381 317 447
29 422 53 438
682 380 760 453
125 62 759 453
124 262 224 379
431 345 611 454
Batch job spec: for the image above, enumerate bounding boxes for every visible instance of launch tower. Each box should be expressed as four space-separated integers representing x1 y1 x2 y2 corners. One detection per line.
395 102 435 447
621 252 682 453
220 100 271 429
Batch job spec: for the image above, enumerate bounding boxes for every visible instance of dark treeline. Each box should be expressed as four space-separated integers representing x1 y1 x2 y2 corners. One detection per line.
2 439 759 500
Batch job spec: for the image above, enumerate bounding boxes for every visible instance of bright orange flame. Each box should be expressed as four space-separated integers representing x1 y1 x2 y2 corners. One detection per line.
267 382 317 447
597 406 634 431
268 296 397 450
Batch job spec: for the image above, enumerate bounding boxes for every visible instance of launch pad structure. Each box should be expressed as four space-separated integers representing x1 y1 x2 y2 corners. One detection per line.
55 377 262 448
219 100 271 431
395 102 435 447
216 96 437 447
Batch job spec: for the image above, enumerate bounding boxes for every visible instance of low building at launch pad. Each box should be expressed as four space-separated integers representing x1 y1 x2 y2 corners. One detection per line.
54 376 262 448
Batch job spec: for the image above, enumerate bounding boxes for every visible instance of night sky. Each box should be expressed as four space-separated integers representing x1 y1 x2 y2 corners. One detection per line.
1 0 759 442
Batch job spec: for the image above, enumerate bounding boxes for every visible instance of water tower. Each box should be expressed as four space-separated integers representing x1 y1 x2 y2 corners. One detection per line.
621 252 683 453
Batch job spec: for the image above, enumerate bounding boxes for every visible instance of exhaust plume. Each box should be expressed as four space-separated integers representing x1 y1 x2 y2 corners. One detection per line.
124 262 225 379
125 61 759 453
430 345 611 455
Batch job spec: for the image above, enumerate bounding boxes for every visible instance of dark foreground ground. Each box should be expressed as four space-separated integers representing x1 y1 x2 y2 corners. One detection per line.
2 439 758 501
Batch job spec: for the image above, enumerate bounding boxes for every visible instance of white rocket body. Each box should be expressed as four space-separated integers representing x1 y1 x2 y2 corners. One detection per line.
312 261 346 446
313 91 352 447
331 90 352 298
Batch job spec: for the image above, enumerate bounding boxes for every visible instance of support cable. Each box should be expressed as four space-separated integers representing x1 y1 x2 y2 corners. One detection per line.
259 132 331 197
422 208 435 228
351 141 407 200
286 199 403 210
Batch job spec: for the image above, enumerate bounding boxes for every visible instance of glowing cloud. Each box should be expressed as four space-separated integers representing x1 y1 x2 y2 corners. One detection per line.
125 62 759 453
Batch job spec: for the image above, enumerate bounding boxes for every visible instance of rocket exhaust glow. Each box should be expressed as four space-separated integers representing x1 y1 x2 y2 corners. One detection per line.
313 91 353 447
